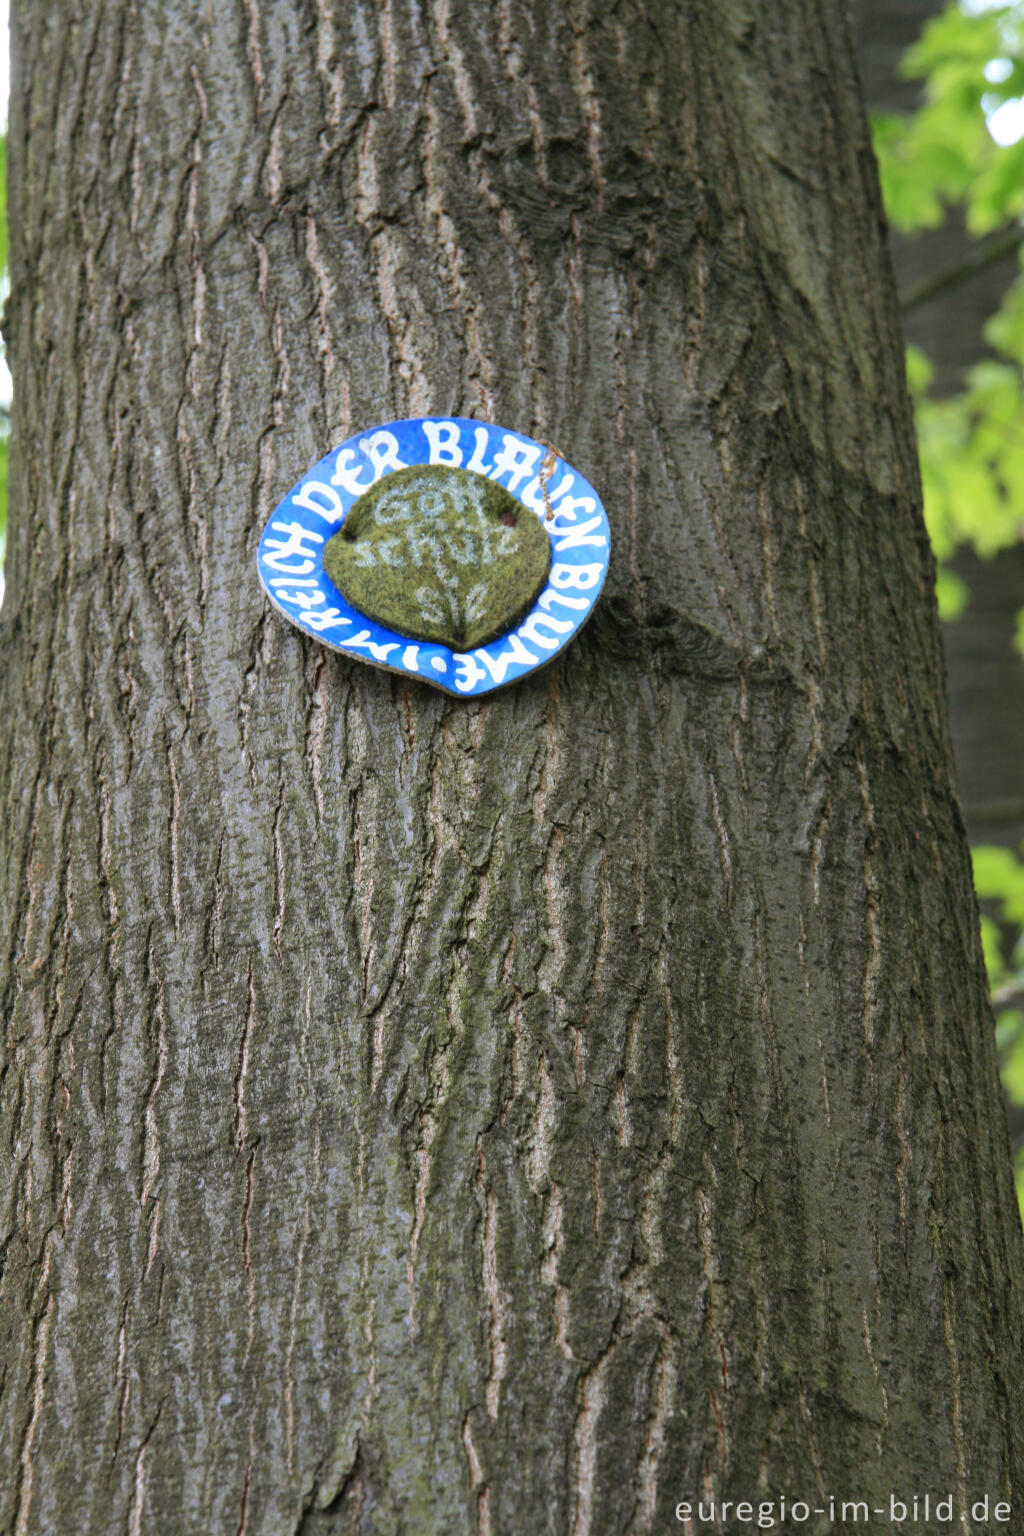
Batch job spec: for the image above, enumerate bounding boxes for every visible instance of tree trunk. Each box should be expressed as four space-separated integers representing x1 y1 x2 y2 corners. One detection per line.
852 0 1024 1170
2 2 1022 1533
852 0 1024 851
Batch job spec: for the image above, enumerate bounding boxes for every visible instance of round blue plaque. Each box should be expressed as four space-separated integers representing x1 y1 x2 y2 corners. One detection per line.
256 418 610 697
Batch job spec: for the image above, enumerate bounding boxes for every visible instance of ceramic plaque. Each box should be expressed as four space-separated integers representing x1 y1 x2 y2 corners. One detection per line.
256 417 610 698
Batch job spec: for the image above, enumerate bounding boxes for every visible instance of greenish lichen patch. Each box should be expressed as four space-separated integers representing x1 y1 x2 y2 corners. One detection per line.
322 465 551 651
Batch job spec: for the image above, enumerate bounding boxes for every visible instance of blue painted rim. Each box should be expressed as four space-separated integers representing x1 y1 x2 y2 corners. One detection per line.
256 417 611 697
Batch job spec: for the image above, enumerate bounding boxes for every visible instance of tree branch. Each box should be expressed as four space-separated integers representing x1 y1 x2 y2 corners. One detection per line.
900 225 1024 314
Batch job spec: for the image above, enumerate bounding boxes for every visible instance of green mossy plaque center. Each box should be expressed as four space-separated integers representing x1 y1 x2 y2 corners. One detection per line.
323 464 552 651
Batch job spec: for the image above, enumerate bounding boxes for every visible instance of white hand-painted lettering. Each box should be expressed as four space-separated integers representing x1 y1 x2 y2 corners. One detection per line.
422 420 463 466
339 630 400 662
267 555 316 578
453 652 488 691
489 433 541 490
538 586 589 612
275 588 327 609
263 519 325 573
548 493 595 523
475 633 539 684
270 519 325 543
331 448 373 497
517 610 574 650
360 430 407 481
550 562 604 590
295 480 345 526
466 427 494 475
522 469 575 514
552 514 607 553
304 607 350 631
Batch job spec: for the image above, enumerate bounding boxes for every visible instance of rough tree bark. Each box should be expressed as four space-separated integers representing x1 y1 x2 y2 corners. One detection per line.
1 2 1022 1533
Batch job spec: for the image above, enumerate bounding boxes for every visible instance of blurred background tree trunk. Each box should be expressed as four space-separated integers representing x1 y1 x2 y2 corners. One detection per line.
852 0 1024 1182
1 2 1022 1532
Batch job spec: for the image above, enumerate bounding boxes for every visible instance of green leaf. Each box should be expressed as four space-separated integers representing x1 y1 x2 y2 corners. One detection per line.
902 5 1006 79
983 270 1024 360
873 114 947 230
935 565 970 617
905 343 935 398
980 913 1009 989
1000 1012 1024 1101
872 3 1024 240
973 844 1024 926
970 135 1024 229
